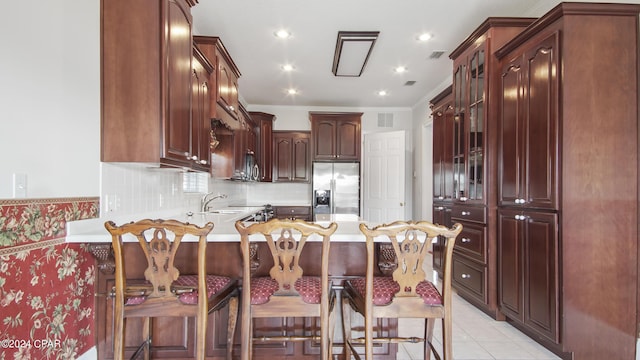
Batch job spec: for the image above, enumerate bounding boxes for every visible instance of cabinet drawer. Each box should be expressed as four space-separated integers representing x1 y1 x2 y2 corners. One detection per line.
454 222 486 263
452 257 486 302
275 206 311 220
451 205 486 223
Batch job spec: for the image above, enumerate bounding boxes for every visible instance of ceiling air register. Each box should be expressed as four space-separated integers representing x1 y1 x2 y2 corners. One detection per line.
332 31 379 77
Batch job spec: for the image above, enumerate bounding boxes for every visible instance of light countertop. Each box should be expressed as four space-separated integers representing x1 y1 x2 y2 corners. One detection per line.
66 207 366 243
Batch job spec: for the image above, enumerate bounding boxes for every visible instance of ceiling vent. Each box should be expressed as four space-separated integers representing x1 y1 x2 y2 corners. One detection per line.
404 80 416 86
332 31 380 77
377 113 394 128
429 51 446 59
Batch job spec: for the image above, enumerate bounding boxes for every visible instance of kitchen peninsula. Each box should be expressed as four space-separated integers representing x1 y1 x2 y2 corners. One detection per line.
66 210 398 359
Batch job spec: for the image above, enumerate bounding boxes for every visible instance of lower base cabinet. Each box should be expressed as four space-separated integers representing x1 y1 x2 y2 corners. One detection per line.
498 208 559 344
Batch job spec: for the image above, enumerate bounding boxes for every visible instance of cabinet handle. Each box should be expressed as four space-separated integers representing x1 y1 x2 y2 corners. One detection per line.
461 238 471 243
461 211 471 216
461 274 471 279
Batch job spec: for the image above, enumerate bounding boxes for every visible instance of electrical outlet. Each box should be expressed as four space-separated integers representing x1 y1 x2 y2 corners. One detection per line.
12 173 27 198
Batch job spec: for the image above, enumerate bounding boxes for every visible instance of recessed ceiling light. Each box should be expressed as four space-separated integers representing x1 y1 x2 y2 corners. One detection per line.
275 29 291 39
394 66 407 73
282 64 294 72
418 33 432 42
378 90 387 96
287 88 298 95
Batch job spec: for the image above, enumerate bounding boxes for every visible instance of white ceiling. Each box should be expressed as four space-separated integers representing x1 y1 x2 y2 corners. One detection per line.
190 1 547 108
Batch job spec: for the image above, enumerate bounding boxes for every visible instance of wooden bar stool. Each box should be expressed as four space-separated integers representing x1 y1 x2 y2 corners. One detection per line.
235 218 338 360
105 219 239 360
342 220 462 360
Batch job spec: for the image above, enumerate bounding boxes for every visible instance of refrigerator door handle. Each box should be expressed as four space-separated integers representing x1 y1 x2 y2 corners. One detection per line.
330 178 336 214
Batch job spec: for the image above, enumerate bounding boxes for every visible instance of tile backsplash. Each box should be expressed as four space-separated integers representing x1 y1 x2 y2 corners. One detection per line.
100 163 311 218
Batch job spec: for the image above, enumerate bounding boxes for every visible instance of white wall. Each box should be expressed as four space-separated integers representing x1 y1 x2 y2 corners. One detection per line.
0 0 101 199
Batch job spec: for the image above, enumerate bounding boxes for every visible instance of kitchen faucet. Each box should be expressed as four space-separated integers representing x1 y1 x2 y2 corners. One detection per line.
201 193 228 212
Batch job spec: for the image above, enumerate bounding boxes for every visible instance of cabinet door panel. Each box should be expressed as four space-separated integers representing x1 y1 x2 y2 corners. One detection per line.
336 120 360 160
524 34 558 210
164 0 193 164
432 205 451 274
498 209 523 320
313 120 336 160
273 136 292 182
292 136 310 182
524 211 558 342
260 119 273 181
499 58 524 206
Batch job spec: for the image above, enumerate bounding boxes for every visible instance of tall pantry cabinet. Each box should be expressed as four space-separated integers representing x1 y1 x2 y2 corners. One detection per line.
496 3 640 359
445 18 535 318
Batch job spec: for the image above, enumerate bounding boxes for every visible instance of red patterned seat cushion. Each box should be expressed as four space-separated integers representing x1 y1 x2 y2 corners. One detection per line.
250 276 322 305
349 277 442 306
123 275 231 305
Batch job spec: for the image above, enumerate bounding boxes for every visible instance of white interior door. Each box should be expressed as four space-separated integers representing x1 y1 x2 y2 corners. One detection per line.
363 131 406 223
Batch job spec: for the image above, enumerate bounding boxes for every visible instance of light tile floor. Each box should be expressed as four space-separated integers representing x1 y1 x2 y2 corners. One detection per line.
395 256 561 360
396 293 561 360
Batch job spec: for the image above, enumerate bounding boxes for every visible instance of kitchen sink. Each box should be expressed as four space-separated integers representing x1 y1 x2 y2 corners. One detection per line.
208 209 246 214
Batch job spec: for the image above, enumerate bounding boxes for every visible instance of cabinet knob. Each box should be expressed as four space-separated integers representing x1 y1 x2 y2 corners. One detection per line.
191 155 198 161
461 238 471 243
435 206 444 211
461 211 471 216
460 197 468 202
515 215 527 221
461 274 471 279
515 198 526 204
438 196 444 200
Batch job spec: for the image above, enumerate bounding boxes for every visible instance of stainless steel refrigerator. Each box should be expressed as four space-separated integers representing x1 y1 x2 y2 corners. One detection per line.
312 162 360 218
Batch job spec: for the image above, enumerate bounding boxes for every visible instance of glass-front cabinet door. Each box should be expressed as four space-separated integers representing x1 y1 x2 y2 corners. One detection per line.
453 47 486 204
452 63 466 202
468 50 485 202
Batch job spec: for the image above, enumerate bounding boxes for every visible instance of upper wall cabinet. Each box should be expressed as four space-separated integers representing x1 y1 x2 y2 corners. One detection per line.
310 112 362 161
249 112 275 182
193 36 241 131
101 0 201 169
191 45 214 172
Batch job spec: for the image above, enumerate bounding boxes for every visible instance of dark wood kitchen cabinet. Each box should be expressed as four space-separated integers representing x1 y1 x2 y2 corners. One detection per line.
430 86 453 277
446 17 534 318
496 4 640 359
193 36 242 131
310 112 362 161
498 209 558 342
101 0 203 170
248 112 275 182
273 131 310 182
191 45 214 172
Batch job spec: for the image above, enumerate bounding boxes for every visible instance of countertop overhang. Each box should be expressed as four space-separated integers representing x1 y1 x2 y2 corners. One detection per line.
66 207 367 243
